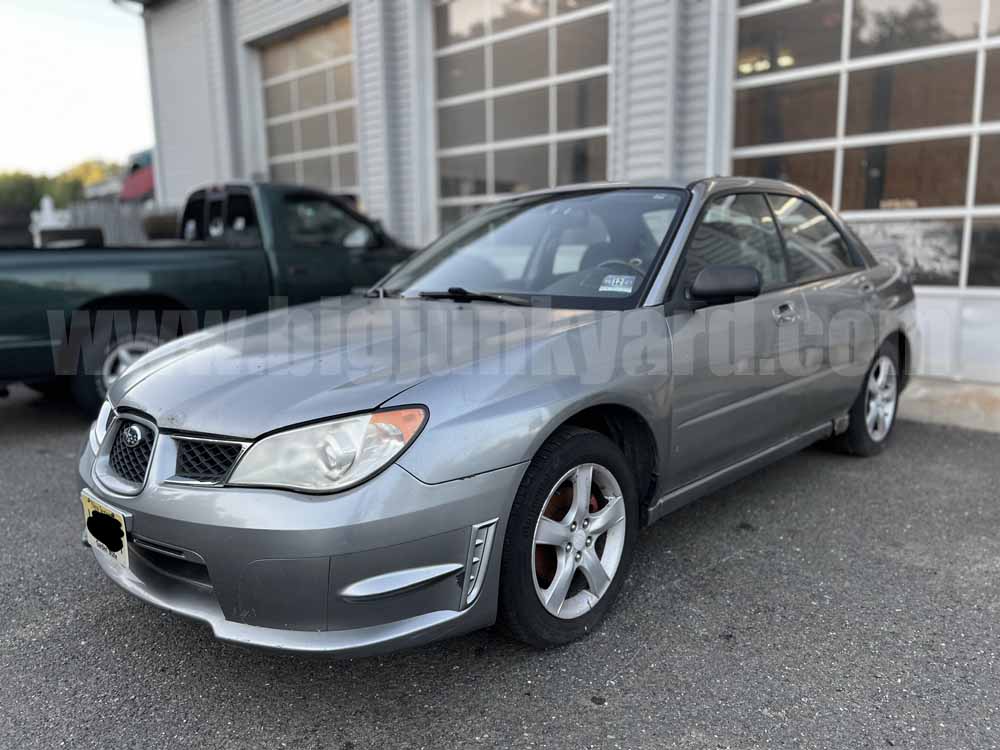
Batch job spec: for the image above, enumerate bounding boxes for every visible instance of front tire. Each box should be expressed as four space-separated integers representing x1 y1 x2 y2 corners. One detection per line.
499 426 639 648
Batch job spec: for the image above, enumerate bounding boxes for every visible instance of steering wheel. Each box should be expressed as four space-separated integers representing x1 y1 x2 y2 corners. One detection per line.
597 259 646 278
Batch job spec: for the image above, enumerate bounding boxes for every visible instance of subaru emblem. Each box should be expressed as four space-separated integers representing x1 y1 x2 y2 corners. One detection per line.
123 424 144 448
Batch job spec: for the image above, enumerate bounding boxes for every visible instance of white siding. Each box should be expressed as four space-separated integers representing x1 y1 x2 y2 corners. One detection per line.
381 1 436 244
674 0 736 179
609 0 676 180
145 0 222 205
353 0 390 224
674 0 712 180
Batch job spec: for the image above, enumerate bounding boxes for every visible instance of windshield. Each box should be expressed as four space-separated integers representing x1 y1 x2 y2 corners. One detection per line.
383 189 686 309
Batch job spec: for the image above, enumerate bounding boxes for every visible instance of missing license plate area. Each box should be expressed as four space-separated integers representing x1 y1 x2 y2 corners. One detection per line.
81 491 129 569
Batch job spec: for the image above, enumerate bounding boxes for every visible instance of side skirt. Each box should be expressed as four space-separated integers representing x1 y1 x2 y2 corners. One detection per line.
646 421 835 526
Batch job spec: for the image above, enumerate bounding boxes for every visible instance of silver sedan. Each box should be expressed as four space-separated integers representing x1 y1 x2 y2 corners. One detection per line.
77 178 917 654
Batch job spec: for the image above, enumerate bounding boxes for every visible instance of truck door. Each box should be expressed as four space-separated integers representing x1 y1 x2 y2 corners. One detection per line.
278 193 404 305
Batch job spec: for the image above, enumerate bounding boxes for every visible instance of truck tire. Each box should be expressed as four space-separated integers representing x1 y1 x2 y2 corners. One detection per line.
70 316 163 415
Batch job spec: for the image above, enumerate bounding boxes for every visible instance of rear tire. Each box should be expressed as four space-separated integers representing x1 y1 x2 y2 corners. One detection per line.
499 426 639 648
834 339 900 457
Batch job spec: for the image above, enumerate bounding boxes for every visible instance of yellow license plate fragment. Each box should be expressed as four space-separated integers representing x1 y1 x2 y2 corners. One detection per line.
81 491 129 569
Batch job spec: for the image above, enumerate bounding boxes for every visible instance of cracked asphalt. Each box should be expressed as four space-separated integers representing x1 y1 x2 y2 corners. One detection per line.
1 383 998 749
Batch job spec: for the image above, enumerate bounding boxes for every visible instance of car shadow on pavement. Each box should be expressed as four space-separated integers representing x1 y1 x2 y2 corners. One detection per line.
0 385 91 442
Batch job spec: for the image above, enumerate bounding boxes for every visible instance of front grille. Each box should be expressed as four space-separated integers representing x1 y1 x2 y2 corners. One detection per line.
175 439 243 483
108 419 154 485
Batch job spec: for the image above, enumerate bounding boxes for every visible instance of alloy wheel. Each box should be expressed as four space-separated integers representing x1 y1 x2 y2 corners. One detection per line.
531 463 627 619
865 355 897 443
101 339 157 392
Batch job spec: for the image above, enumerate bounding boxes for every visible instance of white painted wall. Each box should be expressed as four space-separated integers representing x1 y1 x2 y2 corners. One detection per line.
145 0 224 205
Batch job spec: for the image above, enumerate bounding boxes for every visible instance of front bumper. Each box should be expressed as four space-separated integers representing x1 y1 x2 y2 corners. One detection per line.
78 443 525 656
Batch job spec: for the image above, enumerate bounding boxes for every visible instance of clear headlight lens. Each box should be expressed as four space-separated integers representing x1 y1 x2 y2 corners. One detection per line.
228 407 427 493
89 400 114 453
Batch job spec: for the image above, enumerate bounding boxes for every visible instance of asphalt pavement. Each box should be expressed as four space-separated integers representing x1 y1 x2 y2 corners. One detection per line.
1 383 998 749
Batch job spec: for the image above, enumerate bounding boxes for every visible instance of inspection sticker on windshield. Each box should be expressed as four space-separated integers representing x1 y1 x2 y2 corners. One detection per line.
598 274 636 294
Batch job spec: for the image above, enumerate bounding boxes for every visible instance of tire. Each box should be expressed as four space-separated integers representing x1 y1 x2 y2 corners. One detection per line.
69 315 163 415
834 339 901 457
499 426 639 648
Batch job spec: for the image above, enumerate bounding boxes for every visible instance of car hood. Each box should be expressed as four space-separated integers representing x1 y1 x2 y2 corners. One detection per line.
111 296 604 438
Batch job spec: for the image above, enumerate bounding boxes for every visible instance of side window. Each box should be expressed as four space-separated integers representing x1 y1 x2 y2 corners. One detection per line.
767 194 860 282
180 196 205 241
207 198 225 239
285 197 373 248
680 193 788 294
224 192 262 247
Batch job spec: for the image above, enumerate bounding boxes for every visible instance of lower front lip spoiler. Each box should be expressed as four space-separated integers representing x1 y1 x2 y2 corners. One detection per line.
90 544 473 656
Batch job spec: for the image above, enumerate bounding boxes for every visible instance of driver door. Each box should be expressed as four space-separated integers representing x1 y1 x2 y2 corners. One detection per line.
665 192 810 489
280 195 404 304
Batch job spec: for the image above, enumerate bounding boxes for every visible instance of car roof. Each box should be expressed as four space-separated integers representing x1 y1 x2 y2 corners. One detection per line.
504 176 820 202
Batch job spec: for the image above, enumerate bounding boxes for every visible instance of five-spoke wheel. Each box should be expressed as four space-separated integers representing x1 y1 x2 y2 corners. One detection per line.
865 355 897 443
532 463 627 619
500 426 637 647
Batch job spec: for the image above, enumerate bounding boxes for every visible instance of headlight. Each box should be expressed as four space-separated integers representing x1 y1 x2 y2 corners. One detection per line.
89 400 114 453
228 407 427 493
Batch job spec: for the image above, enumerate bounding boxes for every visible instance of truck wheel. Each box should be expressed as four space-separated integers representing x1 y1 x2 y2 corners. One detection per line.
499 426 638 648
70 317 162 414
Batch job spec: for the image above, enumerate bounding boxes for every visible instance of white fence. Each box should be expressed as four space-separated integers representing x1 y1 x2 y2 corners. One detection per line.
67 201 157 245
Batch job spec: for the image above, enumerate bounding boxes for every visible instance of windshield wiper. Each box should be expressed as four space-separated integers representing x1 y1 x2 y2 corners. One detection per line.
417 287 531 306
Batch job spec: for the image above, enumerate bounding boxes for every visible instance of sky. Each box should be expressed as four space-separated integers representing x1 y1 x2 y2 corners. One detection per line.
0 0 155 176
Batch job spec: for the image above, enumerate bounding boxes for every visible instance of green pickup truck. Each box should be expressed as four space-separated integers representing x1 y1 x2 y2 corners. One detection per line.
0 182 412 412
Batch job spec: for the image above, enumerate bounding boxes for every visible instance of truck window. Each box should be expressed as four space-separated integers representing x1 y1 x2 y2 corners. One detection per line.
181 196 206 240
225 191 262 247
207 198 225 239
285 196 373 248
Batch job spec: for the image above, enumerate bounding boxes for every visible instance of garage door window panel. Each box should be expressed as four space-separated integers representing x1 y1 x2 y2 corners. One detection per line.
434 1 610 231
262 16 359 193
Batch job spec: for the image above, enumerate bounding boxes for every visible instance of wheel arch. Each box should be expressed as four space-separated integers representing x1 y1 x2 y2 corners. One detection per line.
548 402 659 524
882 328 912 391
75 292 196 339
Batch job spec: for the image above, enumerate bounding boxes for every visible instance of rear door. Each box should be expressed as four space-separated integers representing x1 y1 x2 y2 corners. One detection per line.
766 194 876 425
665 192 811 488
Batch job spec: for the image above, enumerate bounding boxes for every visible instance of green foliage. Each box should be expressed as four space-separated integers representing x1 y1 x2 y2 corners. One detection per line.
0 159 123 212
60 160 123 188
0 172 45 214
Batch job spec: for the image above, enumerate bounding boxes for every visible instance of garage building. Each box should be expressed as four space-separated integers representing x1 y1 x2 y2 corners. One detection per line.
136 0 1000 383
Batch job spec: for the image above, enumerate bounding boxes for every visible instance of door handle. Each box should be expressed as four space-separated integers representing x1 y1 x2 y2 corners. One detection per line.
772 301 799 325
287 264 308 278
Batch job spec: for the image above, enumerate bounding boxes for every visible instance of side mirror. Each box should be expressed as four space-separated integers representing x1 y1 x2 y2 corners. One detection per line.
688 264 762 304
366 219 388 249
